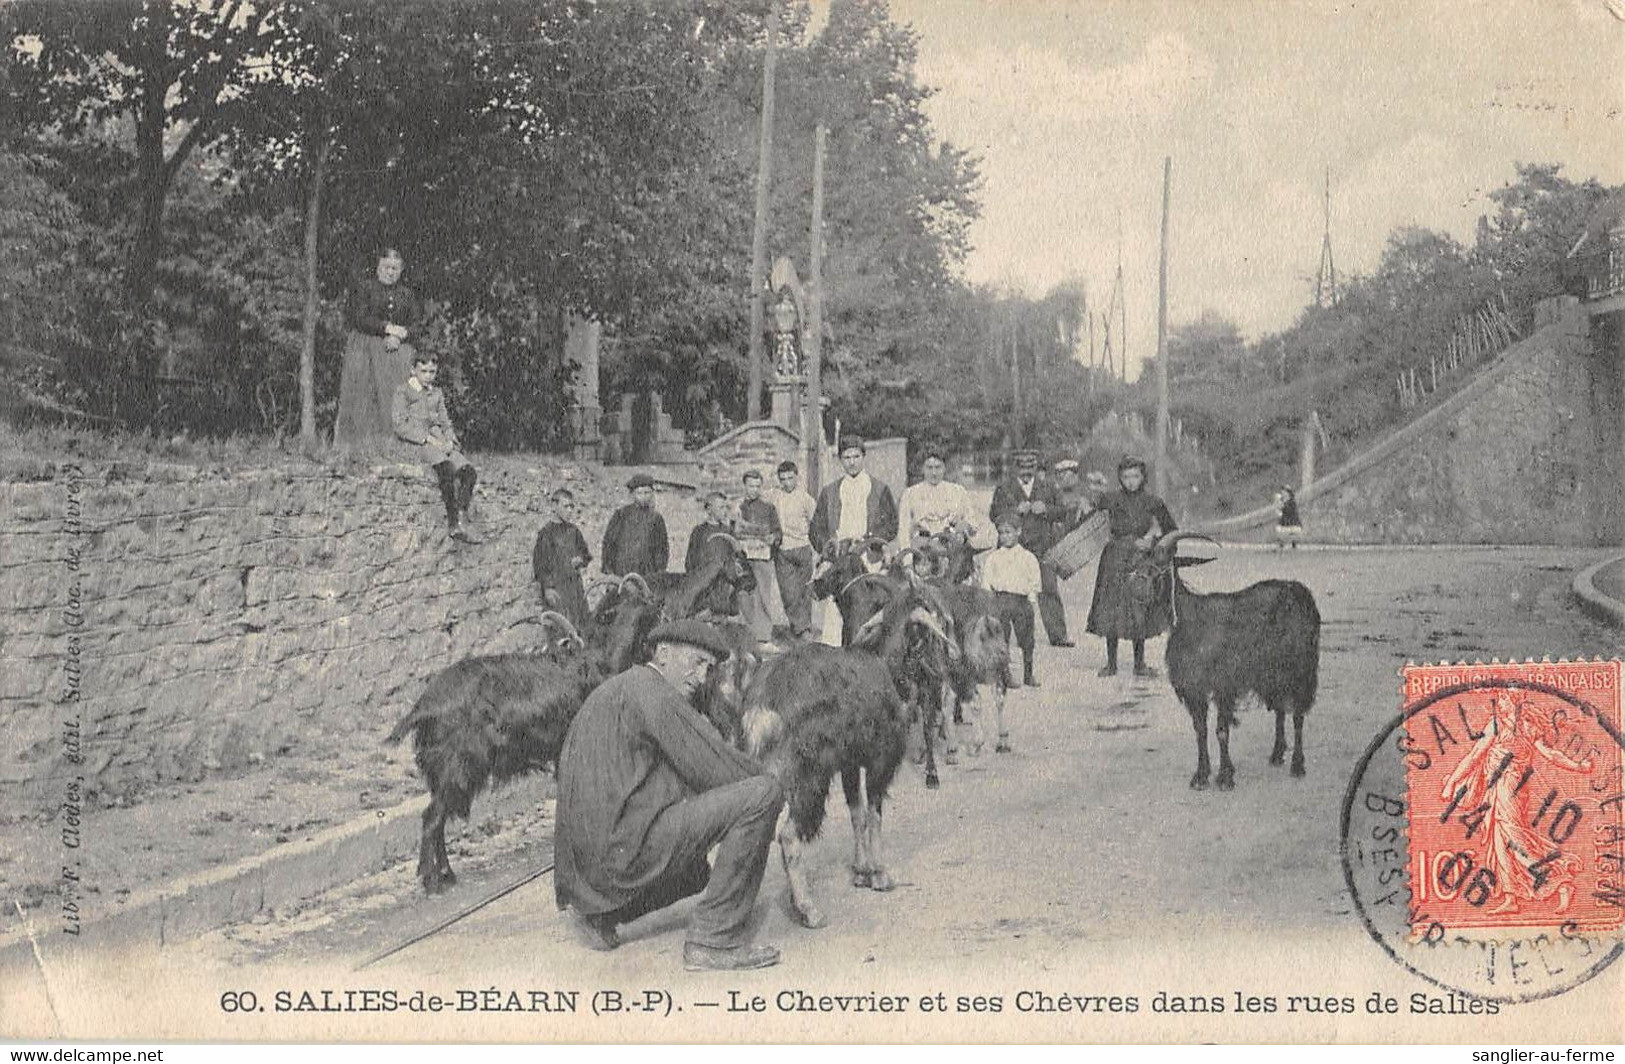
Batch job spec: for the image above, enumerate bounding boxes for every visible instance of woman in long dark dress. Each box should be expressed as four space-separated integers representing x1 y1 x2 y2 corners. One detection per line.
1085 455 1177 678
335 247 422 447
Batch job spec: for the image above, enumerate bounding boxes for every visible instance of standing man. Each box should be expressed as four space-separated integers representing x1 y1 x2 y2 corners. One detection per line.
772 461 817 640
736 470 786 642
809 437 898 555
555 620 785 971
810 438 898 647
602 473 670 580
1052 458 1091 532
990 449 1073 648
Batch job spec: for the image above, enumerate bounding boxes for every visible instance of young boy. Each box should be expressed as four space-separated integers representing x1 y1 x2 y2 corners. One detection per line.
981 514 1042 688
684 492 738 617
391 353 481 543
533 487 592 628
736 470 786 642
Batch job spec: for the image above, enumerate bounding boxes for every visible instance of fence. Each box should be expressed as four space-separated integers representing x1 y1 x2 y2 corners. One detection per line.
1396 294 1521 411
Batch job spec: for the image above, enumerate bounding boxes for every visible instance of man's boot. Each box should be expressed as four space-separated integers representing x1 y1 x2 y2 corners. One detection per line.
683 942 781 971
1023 653 1039 689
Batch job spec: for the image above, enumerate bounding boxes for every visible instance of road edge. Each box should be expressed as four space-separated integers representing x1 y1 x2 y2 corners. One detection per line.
1574 553 1625 629
0 781 545 973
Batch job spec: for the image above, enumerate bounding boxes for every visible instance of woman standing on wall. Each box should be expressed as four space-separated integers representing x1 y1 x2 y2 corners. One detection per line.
1085 455 1177 678
336 247 422 448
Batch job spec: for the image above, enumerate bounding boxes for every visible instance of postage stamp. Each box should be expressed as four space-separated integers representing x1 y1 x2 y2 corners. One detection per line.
1401 661 1624 938
1342 659 1625 1005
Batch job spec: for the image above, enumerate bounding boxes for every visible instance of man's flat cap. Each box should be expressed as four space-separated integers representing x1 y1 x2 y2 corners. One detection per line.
647 619 734 658
1053 458 1080 473
626 473 656 490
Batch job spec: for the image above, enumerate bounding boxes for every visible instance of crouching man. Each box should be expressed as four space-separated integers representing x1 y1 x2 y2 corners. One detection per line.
554 619 785 971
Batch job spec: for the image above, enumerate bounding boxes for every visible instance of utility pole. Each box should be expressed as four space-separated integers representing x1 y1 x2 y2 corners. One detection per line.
1154 156 1172 497
745 1 780 422
805 124 827 487
1010 306 1023 448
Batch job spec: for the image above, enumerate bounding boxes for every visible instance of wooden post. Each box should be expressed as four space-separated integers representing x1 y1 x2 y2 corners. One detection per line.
1010 305 1023 446
299 135 332 445
1087 310 1096 376
1154 156 1172 496
745 1 780 422
804 124 827 488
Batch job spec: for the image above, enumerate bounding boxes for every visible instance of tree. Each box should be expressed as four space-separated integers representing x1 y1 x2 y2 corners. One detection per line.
7 0 290 317
1474 162 1611 325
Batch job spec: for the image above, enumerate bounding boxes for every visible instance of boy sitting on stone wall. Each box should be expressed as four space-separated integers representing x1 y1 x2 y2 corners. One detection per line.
392 352 482 543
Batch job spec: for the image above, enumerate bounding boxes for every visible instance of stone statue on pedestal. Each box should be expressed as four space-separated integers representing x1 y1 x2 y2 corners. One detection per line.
772 286 801 379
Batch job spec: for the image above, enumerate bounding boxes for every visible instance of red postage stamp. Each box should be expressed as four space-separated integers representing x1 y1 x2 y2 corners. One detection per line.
1400 660 1625 937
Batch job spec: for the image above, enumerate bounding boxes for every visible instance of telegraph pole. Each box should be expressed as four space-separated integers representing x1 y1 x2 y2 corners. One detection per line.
1154 156 1172 496
745 1 780 422
805 124 827 487
1316 166 1337 308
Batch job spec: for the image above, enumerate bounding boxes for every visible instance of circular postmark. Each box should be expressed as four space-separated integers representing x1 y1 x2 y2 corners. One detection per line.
1341 673 1625 1004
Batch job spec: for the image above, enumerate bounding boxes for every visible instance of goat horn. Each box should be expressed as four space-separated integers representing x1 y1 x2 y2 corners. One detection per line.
1156 530 1219 553
536 610 584 646
907 605 956 653
618 572 655 600
851 608 888 646
707 531 742 550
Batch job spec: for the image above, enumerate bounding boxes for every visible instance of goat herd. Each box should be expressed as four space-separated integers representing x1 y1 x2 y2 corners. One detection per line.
386 529 1322 935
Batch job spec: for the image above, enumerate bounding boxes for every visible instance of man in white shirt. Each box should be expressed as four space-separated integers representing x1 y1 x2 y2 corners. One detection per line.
771 461 818 639
980 514 1042 688
809 438 899 554
898 452 977 550
809 439 898 646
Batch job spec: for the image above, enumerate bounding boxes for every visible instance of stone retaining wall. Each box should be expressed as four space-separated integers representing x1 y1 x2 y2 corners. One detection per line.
0 455 700 812
1206 299 1619 546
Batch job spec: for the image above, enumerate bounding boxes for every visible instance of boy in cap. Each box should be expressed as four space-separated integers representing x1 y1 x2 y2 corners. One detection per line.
554 619 785 972
391 352 482 543
602 473 670 580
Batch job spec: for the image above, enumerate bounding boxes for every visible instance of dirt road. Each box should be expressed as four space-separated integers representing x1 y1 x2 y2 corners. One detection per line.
28 545 1621 1042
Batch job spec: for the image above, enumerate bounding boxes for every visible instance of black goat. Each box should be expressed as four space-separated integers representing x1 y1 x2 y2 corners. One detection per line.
915 580 1011 754
385 610 599 893
585 573 663 675
809 547 962 787
662 530 756 621
1151 531 1321 790
736 591 954 928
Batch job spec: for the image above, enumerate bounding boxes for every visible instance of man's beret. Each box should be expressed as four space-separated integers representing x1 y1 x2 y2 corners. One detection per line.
1053 458 1080 473
647 619 734 659
626 473 656 490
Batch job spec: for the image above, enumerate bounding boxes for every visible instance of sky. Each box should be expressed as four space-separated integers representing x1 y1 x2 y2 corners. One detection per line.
827 0 1625 376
